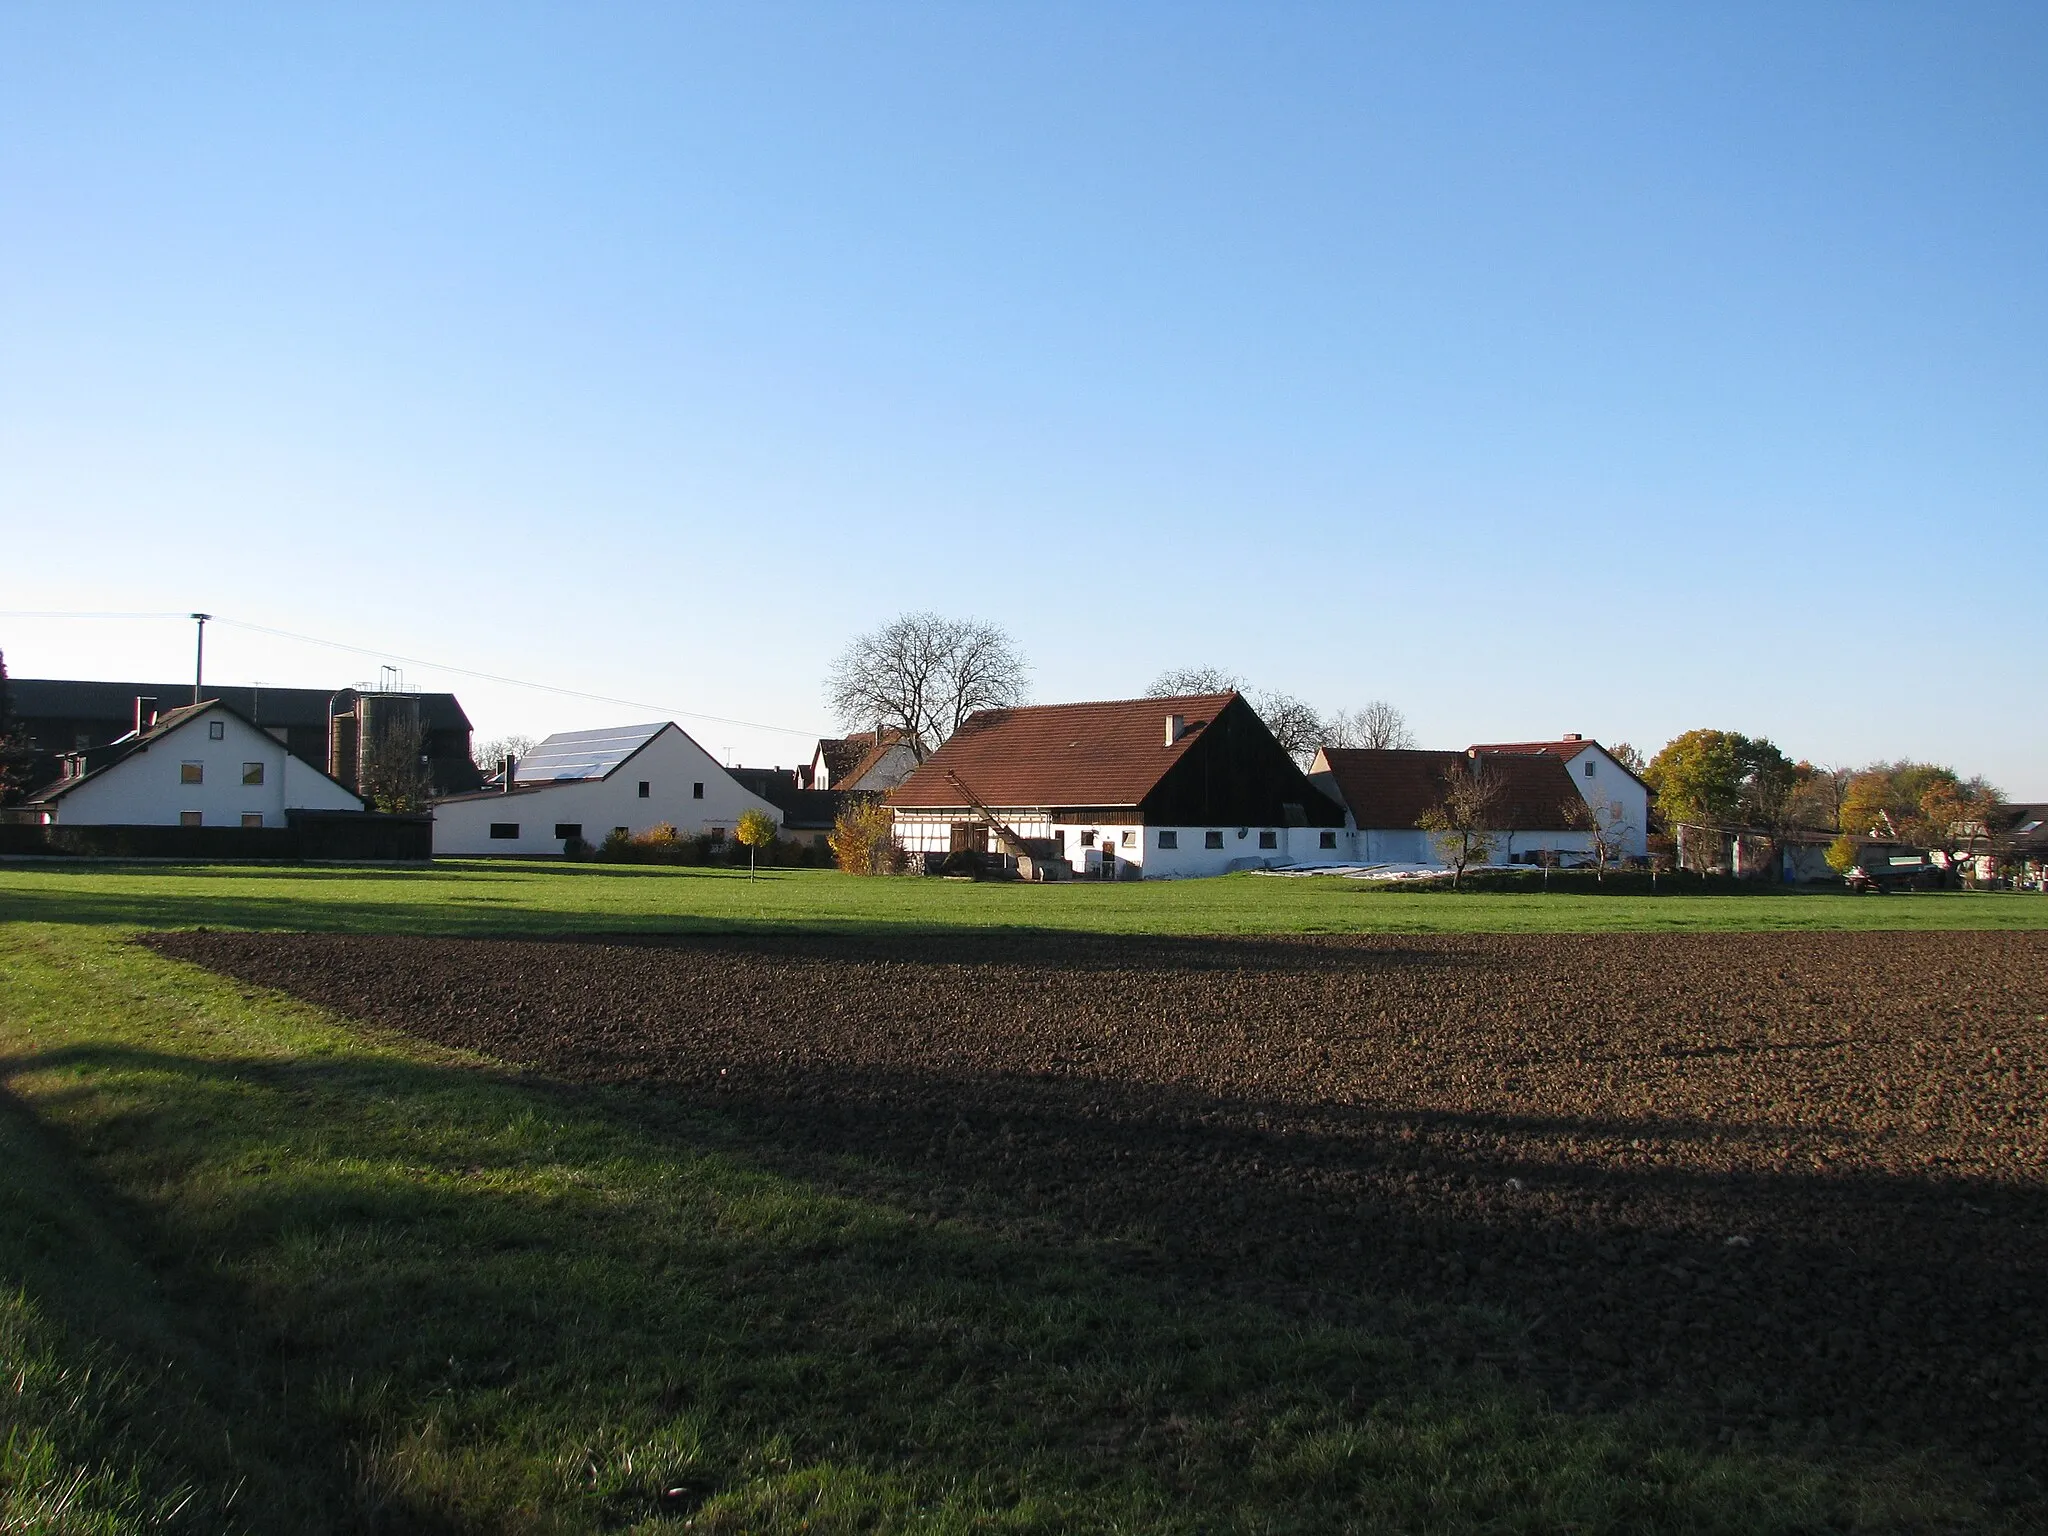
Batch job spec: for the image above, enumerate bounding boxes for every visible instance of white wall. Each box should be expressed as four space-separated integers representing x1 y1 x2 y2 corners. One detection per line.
432 723 781 856
890 812 1350 878
49 706 361 826
1565 747 1650 857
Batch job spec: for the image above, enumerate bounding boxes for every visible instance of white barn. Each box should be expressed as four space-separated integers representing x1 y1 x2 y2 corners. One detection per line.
25 700 363 826
430 722 783 857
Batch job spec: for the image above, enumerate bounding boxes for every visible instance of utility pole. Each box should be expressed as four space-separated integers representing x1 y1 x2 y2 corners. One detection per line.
190 613 212 704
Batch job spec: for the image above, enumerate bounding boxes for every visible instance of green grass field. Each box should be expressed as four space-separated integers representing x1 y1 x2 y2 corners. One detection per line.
3 862 2043 1532
3 858 2045 939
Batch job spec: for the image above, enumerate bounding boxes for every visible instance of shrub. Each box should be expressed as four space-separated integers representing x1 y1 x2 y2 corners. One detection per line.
830 798 907 875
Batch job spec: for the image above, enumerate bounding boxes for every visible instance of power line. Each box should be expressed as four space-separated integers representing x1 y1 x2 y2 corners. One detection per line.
0 608 827 741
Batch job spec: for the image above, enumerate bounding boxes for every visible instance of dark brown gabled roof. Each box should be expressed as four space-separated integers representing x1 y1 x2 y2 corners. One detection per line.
1314 747 1585 832
888 693 1238 809
1468 736 1652 793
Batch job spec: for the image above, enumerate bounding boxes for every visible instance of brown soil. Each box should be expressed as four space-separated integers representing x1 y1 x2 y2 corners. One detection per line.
150 927 2048 1484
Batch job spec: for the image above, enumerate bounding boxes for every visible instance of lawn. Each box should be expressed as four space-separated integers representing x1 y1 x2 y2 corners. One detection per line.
2 862 2042 1532
2 858 2045 939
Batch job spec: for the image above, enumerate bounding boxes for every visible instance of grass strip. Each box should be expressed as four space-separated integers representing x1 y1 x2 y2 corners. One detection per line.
3 861 2046 941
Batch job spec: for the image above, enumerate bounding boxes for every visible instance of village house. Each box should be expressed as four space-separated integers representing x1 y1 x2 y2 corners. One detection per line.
25 700 364 826
8 677 480 799
884 692 1346 878
804 727 918 793
1466 735 1652 859
725 765 842 850
430 722 782 857
1307 746 1598 865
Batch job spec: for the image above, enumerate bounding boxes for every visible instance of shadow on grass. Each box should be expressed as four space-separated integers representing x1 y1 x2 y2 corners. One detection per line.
3 1029 2035 1533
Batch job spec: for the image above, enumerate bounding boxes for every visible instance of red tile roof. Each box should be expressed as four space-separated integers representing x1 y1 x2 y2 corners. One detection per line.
1469 737 1650 791
1315 747 1585 831
888 693 1238 809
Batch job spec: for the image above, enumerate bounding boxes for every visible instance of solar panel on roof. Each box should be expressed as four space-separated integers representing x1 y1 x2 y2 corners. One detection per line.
514 723 667 782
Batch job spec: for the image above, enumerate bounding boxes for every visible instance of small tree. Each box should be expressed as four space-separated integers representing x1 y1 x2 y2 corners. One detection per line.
829 797 903 875
1561 796 1633 882
1417 757 1504 888
736 808 777 879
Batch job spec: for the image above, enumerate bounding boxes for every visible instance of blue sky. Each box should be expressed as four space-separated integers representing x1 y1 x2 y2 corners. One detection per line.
3 4 2043 791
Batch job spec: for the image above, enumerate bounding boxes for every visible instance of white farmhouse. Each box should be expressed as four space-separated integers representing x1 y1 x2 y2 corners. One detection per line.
25 700 363 826
1467 735 1651 859
885 692 1350 878
430 722 782 857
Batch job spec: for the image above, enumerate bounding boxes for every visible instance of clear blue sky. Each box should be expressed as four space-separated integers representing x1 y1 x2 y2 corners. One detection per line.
4 4 2042 791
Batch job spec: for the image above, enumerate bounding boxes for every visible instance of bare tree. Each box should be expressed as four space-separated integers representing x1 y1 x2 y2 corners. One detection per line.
1327 700 1416 751
1146 666 1246 697
472 734 538 776
828 612 1028 760
1145 669 1339 768
1417 757 1504 888
1561 795 1633 881
1249 690 1327 769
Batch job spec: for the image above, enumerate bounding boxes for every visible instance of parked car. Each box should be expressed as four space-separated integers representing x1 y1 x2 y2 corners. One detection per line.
1844 846 1949 894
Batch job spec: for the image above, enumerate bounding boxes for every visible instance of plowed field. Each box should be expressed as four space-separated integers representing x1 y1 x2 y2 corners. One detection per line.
152 927 2048 1484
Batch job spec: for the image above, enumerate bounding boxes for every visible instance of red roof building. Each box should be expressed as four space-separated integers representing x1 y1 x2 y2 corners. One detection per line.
886 692 1344 878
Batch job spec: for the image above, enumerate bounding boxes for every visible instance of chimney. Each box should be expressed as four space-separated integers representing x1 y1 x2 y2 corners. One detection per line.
134 695 156 736
1165 713 1185 746
502 755 517 793
1562 733 1583 742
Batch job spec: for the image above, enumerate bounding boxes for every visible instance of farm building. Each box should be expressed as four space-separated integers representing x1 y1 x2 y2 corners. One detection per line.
885 692 1346 878
804 728 917 793
430 722 783 857
1308 746 1604 865
1467 735 1651 858
24 700 363 826
7 677 480 799
725 766 843 850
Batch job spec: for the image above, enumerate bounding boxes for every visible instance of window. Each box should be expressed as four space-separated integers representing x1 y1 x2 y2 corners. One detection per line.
613 826 629 838
180 811 202 827
208 720 225 740
640 781 651 798
180 761 203 784
691 782 703 799
1320 830 1337 849
554 823 582 840
1258 830 1278 849
1204 830 1224 850
242 762 265 786
708 825 726 843
1080 830 1096 847
489 823 519 839
1158 830 1179 849
1584 759 1596 778
1054 829 1066 848
241 813 264 829
1120 830 1135 847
